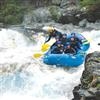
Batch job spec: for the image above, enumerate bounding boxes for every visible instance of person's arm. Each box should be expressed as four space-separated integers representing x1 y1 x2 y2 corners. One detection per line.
45 35 51 43
76 38 82 44
72 48 76 54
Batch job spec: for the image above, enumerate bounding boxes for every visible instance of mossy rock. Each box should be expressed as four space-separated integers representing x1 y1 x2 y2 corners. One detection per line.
48 6 62 22
96 84 100 89
80 0 100 12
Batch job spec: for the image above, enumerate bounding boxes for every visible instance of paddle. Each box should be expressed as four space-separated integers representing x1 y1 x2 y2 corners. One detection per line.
33 38 56 58
33 43 50 58
33 53 43 58
82 36 91 45
82 40 89 45
41 43 50 52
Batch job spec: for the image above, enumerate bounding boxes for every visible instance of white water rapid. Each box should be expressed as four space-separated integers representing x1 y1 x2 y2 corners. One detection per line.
0 28 100 100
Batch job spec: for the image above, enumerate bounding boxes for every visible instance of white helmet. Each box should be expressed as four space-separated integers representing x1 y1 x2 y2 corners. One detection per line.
42 26 55 33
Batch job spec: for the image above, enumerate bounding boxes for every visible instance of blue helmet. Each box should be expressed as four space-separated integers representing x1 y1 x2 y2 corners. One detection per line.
57 41 61 44
71 32 75 36
55 36 59 39
62 34 67 38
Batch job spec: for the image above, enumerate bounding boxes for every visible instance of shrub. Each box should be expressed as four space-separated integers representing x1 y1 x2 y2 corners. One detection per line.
0 0 26 25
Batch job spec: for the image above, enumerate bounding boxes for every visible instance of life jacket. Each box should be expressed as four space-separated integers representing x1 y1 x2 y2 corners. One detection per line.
64 45 76 54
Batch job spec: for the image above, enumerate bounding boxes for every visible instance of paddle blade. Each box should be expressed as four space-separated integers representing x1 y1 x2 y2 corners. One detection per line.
83 41 89 44
33 53 43 58
41 44 50 52
82 39 90 45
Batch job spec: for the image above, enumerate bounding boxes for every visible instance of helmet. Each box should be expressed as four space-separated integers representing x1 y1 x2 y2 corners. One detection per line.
42 26 55 33
62 34 67 38
55 36 59 39
71 32 75 36
71 37 75 41
57 41 61 44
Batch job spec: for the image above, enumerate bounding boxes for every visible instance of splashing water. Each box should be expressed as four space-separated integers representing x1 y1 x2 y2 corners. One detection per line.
0 28 100 100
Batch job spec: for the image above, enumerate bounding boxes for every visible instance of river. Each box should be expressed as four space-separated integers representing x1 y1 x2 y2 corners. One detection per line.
0 27 100 100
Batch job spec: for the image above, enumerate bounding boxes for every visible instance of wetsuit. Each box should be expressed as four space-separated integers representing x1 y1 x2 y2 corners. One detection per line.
69 36 82 51
64 46 76 54
60 34 68 45
51 42 64 54
45 30 63 43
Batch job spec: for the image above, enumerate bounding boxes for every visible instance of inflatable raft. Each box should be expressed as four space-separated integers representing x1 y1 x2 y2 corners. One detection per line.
43 33 90 67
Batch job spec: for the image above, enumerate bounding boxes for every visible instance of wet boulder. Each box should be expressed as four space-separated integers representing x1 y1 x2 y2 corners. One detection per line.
72 51 100 100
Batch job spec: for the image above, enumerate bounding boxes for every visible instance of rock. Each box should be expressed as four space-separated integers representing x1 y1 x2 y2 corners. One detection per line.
58 9 82 25
23 7 53 25
60 0 77 8
60 0 70 7
58 5 100 25
0 23 4 28
98 43 100 45
72 51 100 100
22 0 100 25
52 0 62 6
79 19 87 27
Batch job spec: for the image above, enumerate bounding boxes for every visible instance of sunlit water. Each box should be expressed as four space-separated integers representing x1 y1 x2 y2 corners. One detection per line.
0 28 100 100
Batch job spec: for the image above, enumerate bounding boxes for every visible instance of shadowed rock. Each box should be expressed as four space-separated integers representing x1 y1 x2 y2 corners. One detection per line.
72 51 100 100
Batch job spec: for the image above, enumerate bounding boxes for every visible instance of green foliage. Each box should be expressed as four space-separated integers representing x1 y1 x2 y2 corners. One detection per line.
97 84 100 88
80 0 100 12
80 0 100 6
0 0 26 25
80 0 100 9
49 6 61 22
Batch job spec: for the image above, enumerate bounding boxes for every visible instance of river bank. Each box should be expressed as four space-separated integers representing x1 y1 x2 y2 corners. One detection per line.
0 0 100 26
